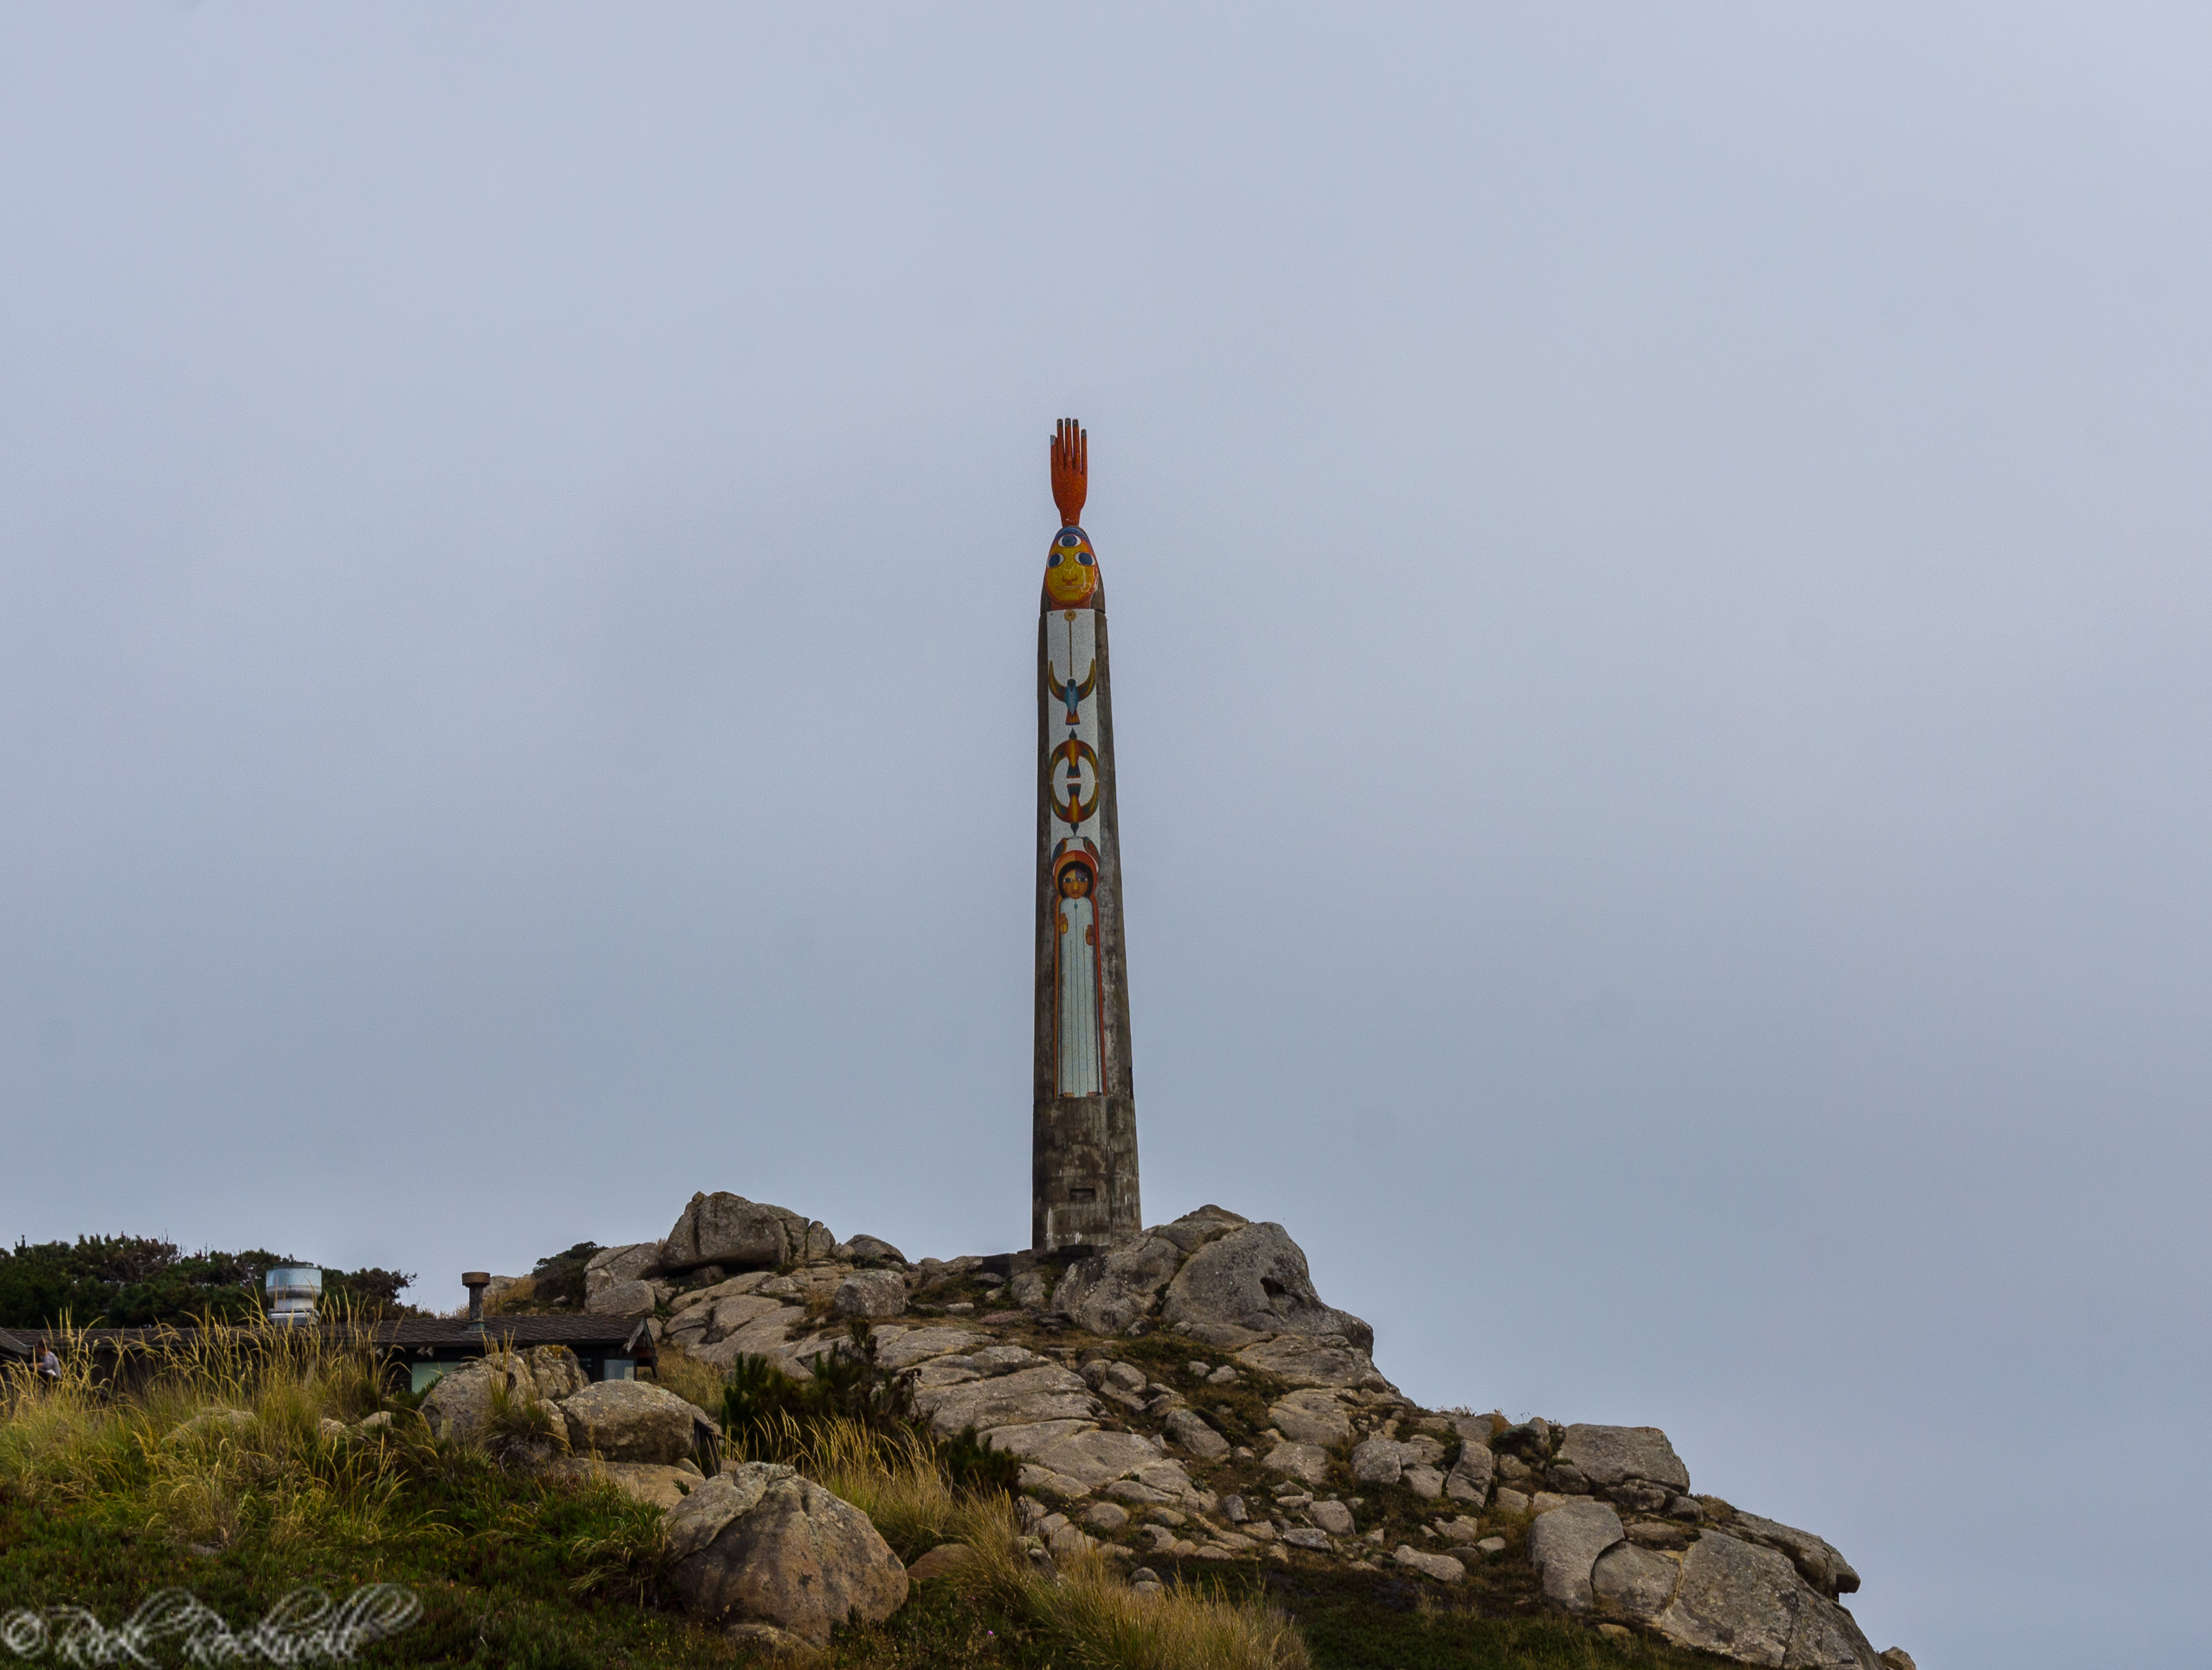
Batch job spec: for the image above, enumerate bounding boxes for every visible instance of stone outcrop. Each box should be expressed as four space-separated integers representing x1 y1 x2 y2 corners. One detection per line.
669 1463 908 1644
1049 1234 1183 1335
1043 1207 1376 1354
1445 1436 1493 1503
1165 1407 1231 1460
1159 1216 1375 1350
1529 1498 1624 1611
833 1269 908 1319
586 1279 656 1318
420 1347 585 1453
663 1192 835 1274
1234 1334 1389 1391
539 1188 1909 1670
1269 1389 1353 1447
1644 1532 1882 1669
558 1380 700 1465
584 1242 664 1310
1557 1424 1691 1497
1729 1510 1864 1599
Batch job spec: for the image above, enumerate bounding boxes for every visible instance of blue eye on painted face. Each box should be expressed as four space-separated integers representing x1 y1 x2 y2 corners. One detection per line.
1047 552 1062 566
1059 532 1081 547
1078 552 1094 565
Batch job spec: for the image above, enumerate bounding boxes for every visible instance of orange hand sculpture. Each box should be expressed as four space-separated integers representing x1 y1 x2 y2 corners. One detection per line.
1051 418 1088 526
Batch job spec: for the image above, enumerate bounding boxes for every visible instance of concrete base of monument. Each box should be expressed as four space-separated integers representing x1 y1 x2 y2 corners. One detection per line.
1032 1091 1142 1252
479 1191 1904 1670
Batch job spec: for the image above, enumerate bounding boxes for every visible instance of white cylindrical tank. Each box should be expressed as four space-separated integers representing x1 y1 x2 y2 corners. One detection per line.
264 1267 321 1325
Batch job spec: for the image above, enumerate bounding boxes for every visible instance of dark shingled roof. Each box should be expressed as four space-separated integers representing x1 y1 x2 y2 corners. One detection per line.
0 1328 33 1360
376 1316 654 1352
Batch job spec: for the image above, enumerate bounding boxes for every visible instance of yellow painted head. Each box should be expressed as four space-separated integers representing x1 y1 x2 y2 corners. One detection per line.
1044 526 1099 608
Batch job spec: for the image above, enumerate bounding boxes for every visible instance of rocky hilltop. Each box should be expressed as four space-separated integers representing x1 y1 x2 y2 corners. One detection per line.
479 1191 1914 1670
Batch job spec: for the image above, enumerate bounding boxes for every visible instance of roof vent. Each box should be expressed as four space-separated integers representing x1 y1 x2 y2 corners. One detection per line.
264 1267 321 1327
463 1272 492 1327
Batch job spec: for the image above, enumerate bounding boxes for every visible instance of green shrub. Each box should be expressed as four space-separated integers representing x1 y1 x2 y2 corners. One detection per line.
937 1425 1022 1497
721 1324 920 1463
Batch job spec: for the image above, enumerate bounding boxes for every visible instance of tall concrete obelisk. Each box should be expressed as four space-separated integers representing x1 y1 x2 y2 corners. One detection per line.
1033 418 1141 1251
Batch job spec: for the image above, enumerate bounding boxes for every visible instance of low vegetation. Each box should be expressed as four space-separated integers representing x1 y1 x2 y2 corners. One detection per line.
0 1236 417 1329
0 1322 1316 1668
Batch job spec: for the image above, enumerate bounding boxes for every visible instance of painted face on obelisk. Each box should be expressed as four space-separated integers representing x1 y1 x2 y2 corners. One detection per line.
1043 526 1099 608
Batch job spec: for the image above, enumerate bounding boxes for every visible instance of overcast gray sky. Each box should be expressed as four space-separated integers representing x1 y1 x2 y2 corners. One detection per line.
4 6 2207 1663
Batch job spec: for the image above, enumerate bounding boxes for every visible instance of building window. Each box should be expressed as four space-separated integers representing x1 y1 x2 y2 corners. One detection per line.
602 1358 634 1381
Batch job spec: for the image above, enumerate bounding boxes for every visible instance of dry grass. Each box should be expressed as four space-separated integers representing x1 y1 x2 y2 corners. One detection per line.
650 1345 728 1417
795 1417 1309 1670
0 1314 413 1550
3 1333 1307 1669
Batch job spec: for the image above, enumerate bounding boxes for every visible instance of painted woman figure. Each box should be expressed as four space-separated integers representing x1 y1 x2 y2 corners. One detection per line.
1055 858 1104 1095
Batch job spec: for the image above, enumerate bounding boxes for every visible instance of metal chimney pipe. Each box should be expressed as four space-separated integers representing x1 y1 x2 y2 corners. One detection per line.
462 1272 490 1326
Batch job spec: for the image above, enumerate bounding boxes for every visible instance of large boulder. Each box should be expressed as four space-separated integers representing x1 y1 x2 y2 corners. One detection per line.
1263 1441 1335 1487
1051 1234 1186 1334
587 1279 657 1318
833 1270 908 1320
1445 1440 1494 1504
664 1192 835 1274
560 1379 700 1464
1650 1531 1881 1668
913 1363 1096 1438
1351 1436 1407 1486
1268 1390 1354 1447
585 1242 665 1307
420 1350 547 1447
522 1345 587 1401
1526 1498 1624 1612
1158 1221 1373 1349
1234 1334 1392 1392
1150 1205 1252 1254
670 1464 909 1644
1592 1540 1683 1622
691 1307 807 1373
1557 1424 1691 1497
1788 1596 1888 1670
1728 1510 1863 1599
873 1327 981 1370
993 1425 1172 1490
666 1290 791 1354
1164 1408 1231 1461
